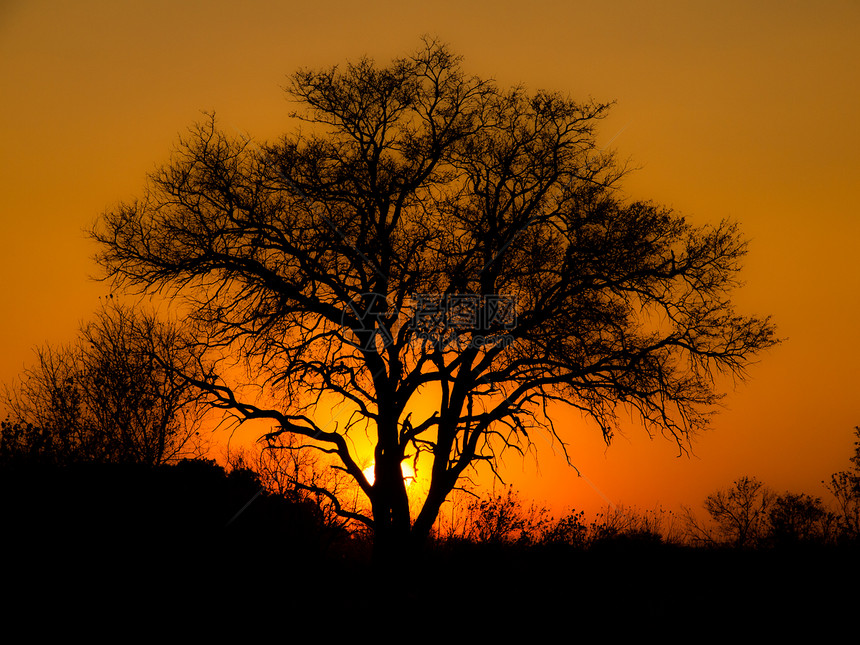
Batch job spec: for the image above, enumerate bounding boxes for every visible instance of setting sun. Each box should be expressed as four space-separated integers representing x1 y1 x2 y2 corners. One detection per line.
363 462 416 488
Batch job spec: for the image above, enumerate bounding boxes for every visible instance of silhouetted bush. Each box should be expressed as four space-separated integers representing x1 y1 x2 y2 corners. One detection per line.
0 457 343 582
765 492 835 548
827 426 860 544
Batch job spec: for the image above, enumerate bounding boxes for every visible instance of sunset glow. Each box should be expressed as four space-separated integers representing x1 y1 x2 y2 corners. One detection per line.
1 0 858 523
363 462 417 488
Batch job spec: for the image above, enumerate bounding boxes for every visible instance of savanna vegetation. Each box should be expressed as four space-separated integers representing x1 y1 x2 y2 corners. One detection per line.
3 378 857 620
2 40 851 623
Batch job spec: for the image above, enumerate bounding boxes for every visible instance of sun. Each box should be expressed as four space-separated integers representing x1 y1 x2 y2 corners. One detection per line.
363 461 416 487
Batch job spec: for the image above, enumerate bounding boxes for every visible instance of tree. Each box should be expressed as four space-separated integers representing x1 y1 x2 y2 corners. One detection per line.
826 425 860 542
2 303 207 466
91 38 778 563
685 475 774 548
766 492 834 547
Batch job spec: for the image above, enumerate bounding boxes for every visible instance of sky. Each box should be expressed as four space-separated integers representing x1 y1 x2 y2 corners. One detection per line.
1 0 859 519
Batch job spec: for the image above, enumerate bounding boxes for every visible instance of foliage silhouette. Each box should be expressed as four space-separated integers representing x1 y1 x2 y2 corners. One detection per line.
433 487 681 554
458 485 553 545
766 492 834 547
826 425 860 542
227 432 360 548
2 304 207 467
587 504 681 549
684 475 774 548
91 38 778 562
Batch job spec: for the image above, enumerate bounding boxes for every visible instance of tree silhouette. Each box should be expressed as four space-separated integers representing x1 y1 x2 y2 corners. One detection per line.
766 492 834 547
2 303 207 466
685 475 774 548
826 425 860 542
91 38 778 562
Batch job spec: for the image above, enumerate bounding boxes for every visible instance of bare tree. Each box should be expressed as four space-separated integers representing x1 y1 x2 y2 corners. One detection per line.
91 38 778 562
684 475 774 548
3 303 207 466
826 425 860 541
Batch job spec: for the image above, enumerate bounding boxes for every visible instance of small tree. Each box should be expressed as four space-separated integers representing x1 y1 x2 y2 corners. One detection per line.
685 475 774 548
2 303 207 466
766 492 834 547
826 426 860 542
91 39 778 562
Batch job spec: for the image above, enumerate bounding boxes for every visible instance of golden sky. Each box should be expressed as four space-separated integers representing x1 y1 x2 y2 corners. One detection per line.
1 0 858 518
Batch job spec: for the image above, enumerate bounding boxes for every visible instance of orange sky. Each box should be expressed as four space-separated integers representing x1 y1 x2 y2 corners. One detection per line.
2 0 859 520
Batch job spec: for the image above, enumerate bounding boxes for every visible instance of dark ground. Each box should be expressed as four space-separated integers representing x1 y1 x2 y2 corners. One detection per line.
1 460 856 635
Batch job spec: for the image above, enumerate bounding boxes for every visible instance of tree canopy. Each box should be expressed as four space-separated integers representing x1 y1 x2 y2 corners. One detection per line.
2 303 206 467
91 39 778 560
